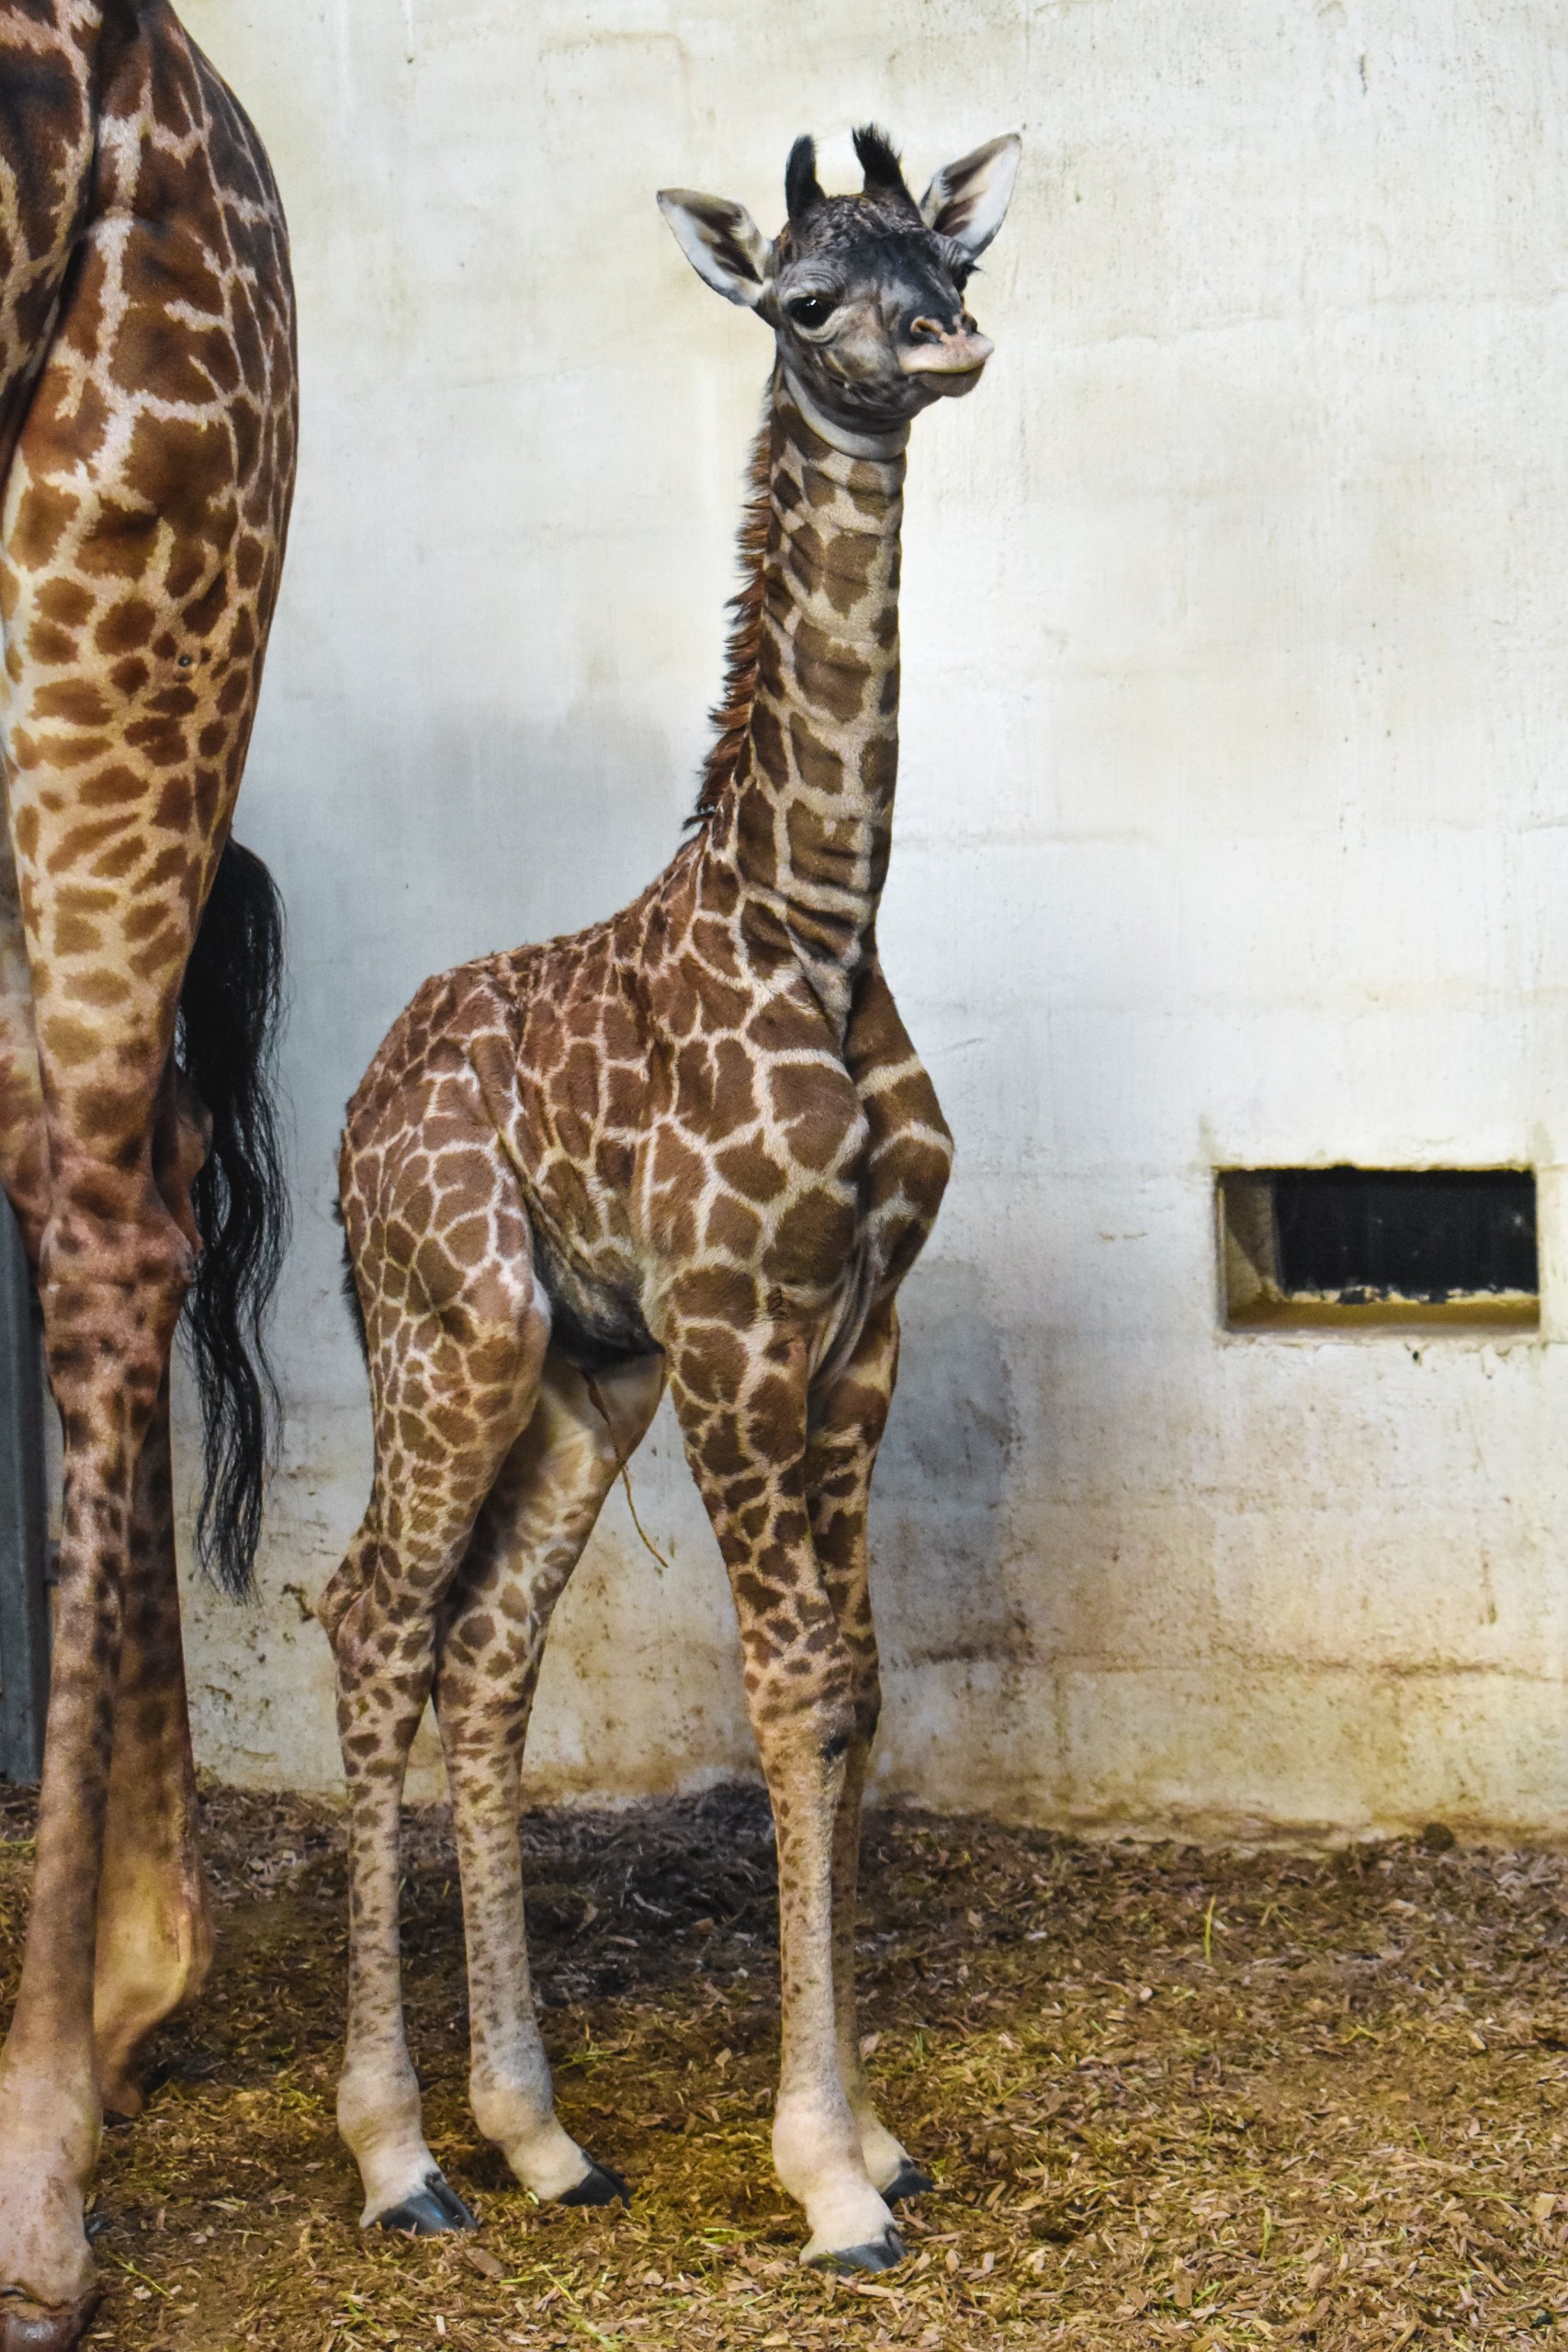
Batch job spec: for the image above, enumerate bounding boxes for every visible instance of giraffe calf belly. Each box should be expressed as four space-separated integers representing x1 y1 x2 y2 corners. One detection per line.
528 1216 658 1374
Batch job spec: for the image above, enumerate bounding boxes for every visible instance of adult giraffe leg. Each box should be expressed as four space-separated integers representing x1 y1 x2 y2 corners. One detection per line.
668 1308 902 2274
807 1300 929 2203
435 1351 662 2211
0 862 209 2202
92 1070 219 2117
0 1186 194 2332
0 820 50 1261
90 1372 213 2121
0 846 209 2126
0 72 292 2338
0 932 224 2327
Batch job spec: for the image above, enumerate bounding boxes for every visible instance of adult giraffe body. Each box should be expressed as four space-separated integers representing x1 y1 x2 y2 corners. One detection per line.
0 4 295 2342
327 126 1018 2273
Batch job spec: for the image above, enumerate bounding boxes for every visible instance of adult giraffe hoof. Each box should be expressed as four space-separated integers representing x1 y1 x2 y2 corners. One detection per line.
0 2289 103 2351
883 2164 935 2205
808 2225 907 2276
558 2162 630 2208
372 2174 478 2235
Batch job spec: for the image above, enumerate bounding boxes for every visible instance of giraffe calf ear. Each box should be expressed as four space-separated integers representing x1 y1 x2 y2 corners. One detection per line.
919 133 1021 261
657 189 773 309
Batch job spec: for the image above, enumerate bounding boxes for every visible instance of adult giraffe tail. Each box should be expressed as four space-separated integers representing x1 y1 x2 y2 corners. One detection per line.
177 837 291 1598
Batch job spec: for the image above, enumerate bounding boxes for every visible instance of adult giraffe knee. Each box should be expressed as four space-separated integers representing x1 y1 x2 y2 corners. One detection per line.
0 5 296 2338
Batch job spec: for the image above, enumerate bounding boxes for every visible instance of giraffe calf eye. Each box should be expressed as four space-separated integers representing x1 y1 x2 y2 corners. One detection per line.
786 294 836 330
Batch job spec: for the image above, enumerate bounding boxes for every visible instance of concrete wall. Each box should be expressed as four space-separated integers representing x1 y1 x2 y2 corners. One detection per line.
170 0 1568 1838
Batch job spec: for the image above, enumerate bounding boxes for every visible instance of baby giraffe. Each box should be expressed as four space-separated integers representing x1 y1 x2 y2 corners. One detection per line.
321 123 1020 2274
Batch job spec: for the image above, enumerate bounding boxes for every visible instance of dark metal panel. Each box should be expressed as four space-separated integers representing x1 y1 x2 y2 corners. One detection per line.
0 1199 47 1781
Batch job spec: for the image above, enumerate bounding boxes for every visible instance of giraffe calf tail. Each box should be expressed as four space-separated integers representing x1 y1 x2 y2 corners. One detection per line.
334 1197 370 1366
178 837 291 1598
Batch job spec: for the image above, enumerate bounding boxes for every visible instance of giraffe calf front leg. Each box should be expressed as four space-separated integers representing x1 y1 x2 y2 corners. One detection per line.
761 1707 902 2271
810 1302 932 2209
831 1740 930 2205
670 1324 902 2274
741 1674 900 2267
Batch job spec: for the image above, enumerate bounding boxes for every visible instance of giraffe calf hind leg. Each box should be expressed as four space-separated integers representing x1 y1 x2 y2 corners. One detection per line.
437 1354 661 2214
322 1229 564 2237
325 1521 482 2233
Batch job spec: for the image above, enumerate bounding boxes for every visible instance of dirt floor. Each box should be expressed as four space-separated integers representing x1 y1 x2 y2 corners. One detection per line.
4 1785 1568 2350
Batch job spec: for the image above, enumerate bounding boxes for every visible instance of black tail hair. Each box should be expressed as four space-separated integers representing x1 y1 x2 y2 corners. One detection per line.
177 837 290 1598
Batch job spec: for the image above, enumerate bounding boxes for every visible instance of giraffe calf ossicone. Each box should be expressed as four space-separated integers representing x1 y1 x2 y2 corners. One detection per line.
323 124 1020 2275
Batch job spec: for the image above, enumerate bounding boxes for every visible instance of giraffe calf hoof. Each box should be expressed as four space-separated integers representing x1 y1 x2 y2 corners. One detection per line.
809 2226 907 2276
372 2174 478 2235
0 2288 104 2351
558 2162 630 2208
883 2165 935 2205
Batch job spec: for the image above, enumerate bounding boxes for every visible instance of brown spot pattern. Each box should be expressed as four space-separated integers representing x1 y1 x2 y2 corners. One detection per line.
0 3 296 2335
328 367 955 2270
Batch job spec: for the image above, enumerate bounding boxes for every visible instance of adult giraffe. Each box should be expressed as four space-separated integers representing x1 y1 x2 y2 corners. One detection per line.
325 126 1017 2274
0 4 295 2342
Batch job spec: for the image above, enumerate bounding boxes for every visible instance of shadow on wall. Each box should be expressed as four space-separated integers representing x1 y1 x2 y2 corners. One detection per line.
265 695 692 1113
872 1259 1025 1672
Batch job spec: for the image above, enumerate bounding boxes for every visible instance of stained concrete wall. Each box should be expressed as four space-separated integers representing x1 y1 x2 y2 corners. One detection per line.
169 0 1568 1837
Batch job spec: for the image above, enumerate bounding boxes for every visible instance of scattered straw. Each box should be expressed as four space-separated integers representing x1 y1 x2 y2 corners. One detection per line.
3 1782 1566 2348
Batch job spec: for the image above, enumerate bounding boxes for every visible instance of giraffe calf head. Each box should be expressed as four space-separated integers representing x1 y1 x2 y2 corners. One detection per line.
658 126 1021 439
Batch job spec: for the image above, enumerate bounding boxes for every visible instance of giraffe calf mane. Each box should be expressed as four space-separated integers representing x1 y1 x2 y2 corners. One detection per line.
691 386 775 826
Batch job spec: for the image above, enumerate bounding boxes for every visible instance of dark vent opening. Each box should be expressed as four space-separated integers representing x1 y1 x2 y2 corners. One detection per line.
1219 1167 1539 1331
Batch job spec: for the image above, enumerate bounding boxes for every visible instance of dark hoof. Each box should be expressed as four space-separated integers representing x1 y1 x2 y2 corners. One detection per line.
373 2174 478 2235
0 2289 103 2351
812 2227 906 2276
143 2045 221 2099
884 2165 935 2205
558 2161 630 2208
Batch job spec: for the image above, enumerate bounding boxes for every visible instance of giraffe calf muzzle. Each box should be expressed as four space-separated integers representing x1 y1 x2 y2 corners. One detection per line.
897 324 993 380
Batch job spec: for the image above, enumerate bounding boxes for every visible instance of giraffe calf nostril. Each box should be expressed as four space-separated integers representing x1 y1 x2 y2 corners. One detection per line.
908 315 943 343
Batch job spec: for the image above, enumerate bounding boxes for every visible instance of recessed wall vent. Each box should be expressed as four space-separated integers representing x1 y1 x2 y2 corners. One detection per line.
1219 1167 1539 1331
